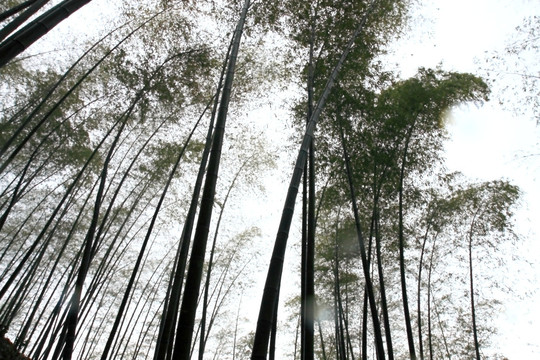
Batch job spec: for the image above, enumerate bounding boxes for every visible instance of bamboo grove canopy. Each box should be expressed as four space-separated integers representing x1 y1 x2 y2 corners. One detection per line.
0 1 524 360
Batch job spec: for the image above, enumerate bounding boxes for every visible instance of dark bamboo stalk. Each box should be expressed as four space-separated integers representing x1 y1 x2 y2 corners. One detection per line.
417 223 431 360
62 112 129 360
269 282 279 360
251 4 377 357
374 207 393 360
153 37 232 360
468 210 481 360
0 11 159 172
334 242 347 360
0 0 94 67
99 104 209 360
398 124 417 360
172 1 250 358
0 0 39 22
0 0 50 42
0 115 118 304
339 123 385 360
14 179 97 351
199 156 250 358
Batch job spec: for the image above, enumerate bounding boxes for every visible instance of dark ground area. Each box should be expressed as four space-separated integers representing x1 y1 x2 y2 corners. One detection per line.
0 335 30 360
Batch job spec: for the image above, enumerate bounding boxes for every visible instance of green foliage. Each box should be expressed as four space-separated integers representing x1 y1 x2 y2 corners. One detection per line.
376 68 489 129
0 1 527 360
449 180 520 238
411 176 521 359
316 67 489 223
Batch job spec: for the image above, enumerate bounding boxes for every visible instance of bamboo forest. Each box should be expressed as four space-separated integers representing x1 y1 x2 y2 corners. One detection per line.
1 0 539 359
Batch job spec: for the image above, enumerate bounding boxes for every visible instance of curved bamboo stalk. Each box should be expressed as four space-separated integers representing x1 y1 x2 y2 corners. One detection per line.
0 0 93 67
172 1 250 358
99 93 212 360
0 0 40 22
0 0 50 43
251 3 377 358
339 123 385 360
